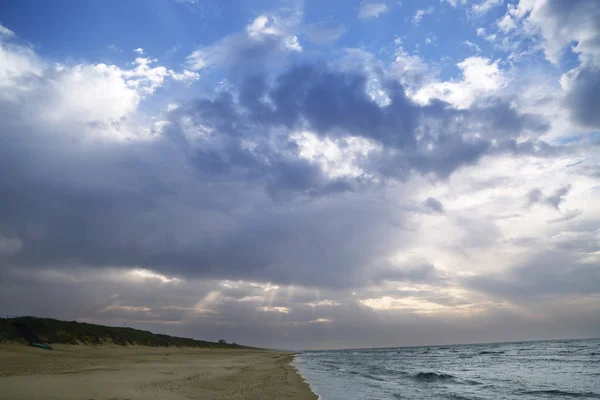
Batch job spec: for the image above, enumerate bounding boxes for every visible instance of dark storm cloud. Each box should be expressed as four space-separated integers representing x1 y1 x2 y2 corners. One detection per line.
496 138 559 157
547 210 582 224
467 101 550 138
0 112 403 288
466 251 600 303
0 58 553 290
465 220 600 305
566 65 600 129
535 0 600 129
527 185 572 209
236 65 548 178
369 263 442 284
423 197 445 214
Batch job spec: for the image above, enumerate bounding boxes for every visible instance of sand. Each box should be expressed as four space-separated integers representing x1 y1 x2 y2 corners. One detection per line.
0 344 317 400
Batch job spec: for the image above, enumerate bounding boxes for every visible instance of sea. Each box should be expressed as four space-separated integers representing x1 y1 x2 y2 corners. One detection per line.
292 338 600 400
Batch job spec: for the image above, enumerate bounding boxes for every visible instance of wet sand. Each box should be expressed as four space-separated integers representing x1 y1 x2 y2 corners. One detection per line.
0 344 317 400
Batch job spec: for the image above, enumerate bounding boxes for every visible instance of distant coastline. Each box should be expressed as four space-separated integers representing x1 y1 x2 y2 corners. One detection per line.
0 315 254 349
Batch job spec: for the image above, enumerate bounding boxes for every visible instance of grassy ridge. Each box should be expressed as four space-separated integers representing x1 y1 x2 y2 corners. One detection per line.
0 316 252 349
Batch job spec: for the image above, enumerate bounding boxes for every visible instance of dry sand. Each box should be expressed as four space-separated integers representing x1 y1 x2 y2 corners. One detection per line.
0 344 317 400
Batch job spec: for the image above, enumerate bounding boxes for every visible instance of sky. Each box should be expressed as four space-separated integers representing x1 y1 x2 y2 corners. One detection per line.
0 0 599 350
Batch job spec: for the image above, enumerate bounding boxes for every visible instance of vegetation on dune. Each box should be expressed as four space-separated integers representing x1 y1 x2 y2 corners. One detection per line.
0 319 20 342
0 316 253 349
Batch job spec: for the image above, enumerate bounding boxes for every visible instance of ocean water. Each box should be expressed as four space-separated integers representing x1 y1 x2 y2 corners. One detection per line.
293 339 600 400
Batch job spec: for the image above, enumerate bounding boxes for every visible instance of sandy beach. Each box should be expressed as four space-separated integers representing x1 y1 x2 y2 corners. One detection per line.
0 344 317 400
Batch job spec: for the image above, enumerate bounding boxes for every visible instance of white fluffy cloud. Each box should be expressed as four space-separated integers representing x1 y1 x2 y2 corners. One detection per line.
413 57 507 108
187 13 301 71
292 131 381 179
485 1 600 130
498 0 600 65
358 2 389 19
0 35 42 88
0 28 197 139
472 0 504 14
0 23 15 38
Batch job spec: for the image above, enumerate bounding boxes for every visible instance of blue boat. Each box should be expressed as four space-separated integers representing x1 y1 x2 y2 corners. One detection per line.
29 342 52 350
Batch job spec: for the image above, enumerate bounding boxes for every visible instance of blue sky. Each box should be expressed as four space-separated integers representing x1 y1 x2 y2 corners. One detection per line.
0 1 557 77
0 0 599 349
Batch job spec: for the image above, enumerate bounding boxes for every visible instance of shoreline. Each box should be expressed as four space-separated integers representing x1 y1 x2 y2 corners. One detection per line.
290 353 321 400
0 343 317 399
286 353 320 400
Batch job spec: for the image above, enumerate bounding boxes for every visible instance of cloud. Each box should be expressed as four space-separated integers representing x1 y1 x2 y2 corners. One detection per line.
0 37 189 131
247 15 301 53
527 185 572 210
413 57 507 108
441 0 468 7
462 40 482 53
467 250 600 303
471 0 504 15
505 0 600 65
358 2 389 19
0 53 197 131
424 197 445 214
1 9 599 349
307 300 341 307
186 13 302 72
547 210 582 224
443 0 506 15
0 33 42 88
562 64 600 129
0 29 553 293
304 21 346 45
0 231 23 256
425 34 437 45
261 306 289 313
413 7 435 25
0 23 15 39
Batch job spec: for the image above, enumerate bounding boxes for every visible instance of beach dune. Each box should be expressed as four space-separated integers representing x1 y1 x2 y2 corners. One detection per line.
0 344 316 400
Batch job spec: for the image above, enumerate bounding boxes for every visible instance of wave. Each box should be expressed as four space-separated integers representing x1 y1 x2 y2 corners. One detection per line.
368 365 407 376
296 339 600 400
414 372 456 382
445 395 482 400
521 389 600 398
363 374 386 382
412 372 484 386
345 369 386 382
